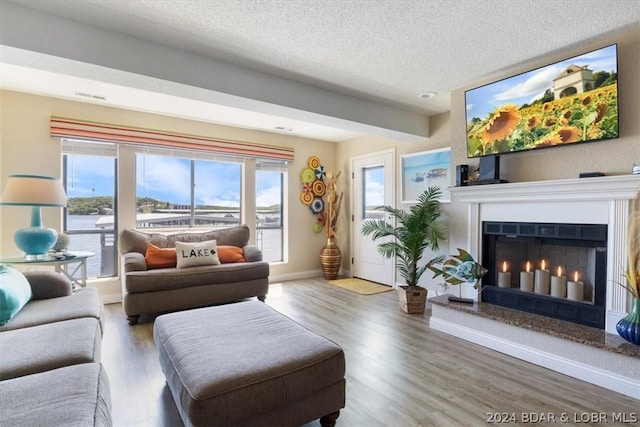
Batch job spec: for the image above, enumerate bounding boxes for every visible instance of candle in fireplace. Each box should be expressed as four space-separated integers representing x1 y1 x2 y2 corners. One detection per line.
497 261 511 288
520 261 534 292
550 266 567 298
567 271 584 301
534 259 550 294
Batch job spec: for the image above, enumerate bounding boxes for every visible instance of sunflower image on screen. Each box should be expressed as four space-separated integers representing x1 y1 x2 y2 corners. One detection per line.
465 44 619 158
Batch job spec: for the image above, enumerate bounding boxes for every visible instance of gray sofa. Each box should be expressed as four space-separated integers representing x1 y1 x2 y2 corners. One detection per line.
0 270 112 426
119 224 270 325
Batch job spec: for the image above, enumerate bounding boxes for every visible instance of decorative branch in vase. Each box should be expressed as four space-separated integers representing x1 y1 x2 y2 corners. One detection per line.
616 195 640 345
325 170 343 240
319 170 343 280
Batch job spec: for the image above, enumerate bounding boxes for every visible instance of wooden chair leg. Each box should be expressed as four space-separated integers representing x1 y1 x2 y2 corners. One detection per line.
257 295 266 302
127 315 140 325
320 410 340 427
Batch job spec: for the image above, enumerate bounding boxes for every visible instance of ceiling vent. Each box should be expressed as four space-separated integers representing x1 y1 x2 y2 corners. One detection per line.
274 126 293 132
74 91 107 101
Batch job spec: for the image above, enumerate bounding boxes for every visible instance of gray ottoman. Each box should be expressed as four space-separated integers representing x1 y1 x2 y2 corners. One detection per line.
154 301 346 427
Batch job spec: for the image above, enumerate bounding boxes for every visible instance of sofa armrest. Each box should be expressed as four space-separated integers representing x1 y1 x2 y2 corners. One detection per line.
243 245 263 262
23 271 73 300
123 252 148 273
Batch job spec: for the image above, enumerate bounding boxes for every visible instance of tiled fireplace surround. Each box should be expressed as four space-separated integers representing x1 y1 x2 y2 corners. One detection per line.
430 175 640 399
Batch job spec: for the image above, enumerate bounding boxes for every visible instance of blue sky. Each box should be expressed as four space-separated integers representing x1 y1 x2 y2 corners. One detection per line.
65 154 282 207
465 44 617 123
65 155 115 198
402 149 450 171
364 166 384 207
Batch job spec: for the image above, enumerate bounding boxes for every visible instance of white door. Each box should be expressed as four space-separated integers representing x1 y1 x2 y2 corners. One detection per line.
351 149 395 286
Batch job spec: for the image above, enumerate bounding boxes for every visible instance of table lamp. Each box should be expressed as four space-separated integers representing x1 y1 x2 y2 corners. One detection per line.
0 174 68 258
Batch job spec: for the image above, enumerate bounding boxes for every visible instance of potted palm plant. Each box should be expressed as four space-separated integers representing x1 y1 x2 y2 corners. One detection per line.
361 186 447 313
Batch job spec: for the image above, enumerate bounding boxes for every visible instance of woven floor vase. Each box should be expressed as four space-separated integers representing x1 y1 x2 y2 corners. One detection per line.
320 237 342 280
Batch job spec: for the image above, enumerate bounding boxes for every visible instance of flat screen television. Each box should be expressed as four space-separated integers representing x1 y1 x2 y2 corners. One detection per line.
465 44 618 158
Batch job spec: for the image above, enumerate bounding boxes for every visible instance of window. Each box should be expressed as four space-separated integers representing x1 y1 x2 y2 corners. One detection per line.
60 139 289 279
62 141 118 278
135 152 241 229
256 164 285 262
362 166 384 220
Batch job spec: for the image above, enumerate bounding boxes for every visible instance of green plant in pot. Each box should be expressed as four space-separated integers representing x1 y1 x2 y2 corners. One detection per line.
361 186 447 314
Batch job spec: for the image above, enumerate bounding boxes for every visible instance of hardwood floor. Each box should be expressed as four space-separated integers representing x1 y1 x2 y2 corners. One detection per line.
102 278 640 426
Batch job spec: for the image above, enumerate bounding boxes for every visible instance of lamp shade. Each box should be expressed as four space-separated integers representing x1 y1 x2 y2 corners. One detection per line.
0 174 67 207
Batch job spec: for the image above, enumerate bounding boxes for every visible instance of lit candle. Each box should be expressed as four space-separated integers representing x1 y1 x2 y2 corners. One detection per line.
520 261 534 292
567 271 584 301
497 261 511 288
550 266 567 298
534 259 550 294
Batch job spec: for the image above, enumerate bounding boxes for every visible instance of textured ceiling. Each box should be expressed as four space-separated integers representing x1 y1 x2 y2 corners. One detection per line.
2 0 639 140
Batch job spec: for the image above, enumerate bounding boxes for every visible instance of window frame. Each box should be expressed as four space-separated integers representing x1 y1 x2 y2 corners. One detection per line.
62 140 119 278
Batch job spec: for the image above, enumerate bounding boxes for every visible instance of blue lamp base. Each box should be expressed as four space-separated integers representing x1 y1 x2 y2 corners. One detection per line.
14 206 58 257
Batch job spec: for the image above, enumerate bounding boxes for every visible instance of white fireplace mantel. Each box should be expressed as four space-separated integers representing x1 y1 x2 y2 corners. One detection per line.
450 174 640 333
450 175 640 204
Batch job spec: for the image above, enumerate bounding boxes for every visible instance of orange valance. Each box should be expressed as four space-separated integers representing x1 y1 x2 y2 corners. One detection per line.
51 116 294 161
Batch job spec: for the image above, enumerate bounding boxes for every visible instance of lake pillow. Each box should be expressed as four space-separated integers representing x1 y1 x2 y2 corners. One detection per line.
175 240 221 268
0 266 33 325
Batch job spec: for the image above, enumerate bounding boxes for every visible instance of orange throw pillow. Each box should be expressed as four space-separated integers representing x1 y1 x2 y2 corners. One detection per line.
217 246 246 263
145 243 177 269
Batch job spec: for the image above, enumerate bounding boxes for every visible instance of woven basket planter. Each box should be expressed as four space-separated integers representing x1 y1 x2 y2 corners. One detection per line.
398 285 427 314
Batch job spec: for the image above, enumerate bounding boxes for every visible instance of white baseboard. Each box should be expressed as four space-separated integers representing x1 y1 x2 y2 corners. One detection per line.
430 317 640 400
101 270 323 303
269 269 322 283
101 292 123 305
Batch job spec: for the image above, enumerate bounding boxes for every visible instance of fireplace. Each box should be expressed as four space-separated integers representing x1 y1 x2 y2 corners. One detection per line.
429 176 640 400
447 175 640 334
480 221 607 328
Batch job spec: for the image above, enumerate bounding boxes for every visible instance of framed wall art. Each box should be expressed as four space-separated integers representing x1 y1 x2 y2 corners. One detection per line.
401 147 451 203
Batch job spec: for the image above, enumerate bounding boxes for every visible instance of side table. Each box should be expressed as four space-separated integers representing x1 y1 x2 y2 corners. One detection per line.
0 251 95 288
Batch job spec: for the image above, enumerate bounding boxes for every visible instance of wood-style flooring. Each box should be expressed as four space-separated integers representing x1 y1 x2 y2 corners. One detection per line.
102 278 640 426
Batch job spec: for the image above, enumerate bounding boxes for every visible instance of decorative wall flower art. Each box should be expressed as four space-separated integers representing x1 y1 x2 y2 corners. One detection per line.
300 156 341 235
300 156 327 232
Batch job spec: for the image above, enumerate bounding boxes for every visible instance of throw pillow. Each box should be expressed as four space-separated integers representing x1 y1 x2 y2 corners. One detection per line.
217 245 246 263
145 243 177 269
0 266 33 325
175 240 221 268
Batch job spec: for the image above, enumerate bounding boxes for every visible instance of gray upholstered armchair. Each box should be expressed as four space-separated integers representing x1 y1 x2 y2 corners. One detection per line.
118 224 270 324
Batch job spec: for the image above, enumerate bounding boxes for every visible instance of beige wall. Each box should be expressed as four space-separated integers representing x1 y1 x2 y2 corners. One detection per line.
447 26 640 255
2 25 637 299
0 90 337 299
451 27 639 184
335 25 640 292
336 112 452 291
